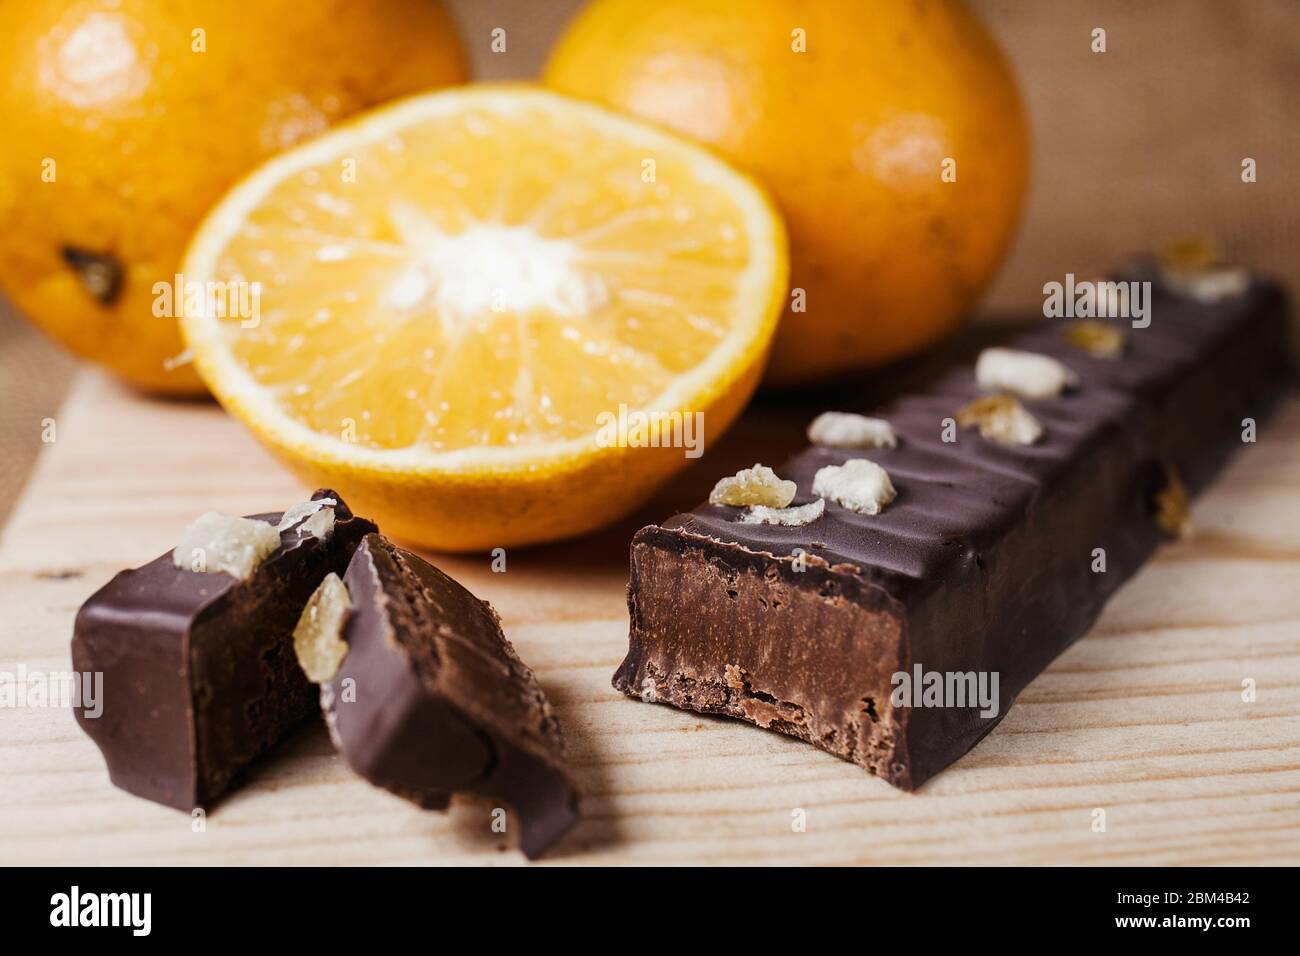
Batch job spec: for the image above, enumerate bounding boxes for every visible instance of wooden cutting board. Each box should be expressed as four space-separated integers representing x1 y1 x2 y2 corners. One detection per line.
2 369 1299 865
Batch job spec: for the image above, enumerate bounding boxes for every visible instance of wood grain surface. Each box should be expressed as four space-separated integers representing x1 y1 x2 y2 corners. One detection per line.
1 370 1298 865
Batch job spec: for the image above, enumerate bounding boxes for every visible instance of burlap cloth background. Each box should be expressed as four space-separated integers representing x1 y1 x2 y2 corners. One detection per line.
3 0 1296 522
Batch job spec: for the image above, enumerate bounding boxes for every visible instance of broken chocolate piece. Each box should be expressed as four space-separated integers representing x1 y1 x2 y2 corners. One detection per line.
318 534 579 859
71 490 376 810
616 269 1292 790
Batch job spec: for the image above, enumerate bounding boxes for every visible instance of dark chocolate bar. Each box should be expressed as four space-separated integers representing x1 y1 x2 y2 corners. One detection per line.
615 269 1292 789
72 490 375 809
313 534 579 859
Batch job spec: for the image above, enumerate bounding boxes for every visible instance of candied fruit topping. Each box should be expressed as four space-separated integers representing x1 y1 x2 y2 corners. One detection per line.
172 512 280 579
1155 464 1193 538
955 395 1043 446
740 498 826 526
811 459 896 516
975 347 1078 399
807 412 897 449
1062 319 1126 359
293 573 353 682
709 463 797 508
276 497 337 532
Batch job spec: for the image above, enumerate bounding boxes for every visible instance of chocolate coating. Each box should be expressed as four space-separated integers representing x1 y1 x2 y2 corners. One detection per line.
617 273 1292 788
71 490 375 809
324 535 579 859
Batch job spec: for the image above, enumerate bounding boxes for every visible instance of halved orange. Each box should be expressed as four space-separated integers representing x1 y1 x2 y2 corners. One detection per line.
180 85 787 550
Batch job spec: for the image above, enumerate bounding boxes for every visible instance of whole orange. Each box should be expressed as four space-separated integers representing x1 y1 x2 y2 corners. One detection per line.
0 0 466 393
545 0 1030 385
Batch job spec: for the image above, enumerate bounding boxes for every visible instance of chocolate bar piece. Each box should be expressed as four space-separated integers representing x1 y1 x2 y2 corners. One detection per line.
312 534 579 859
616 270 1292 789
72 490 376 809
